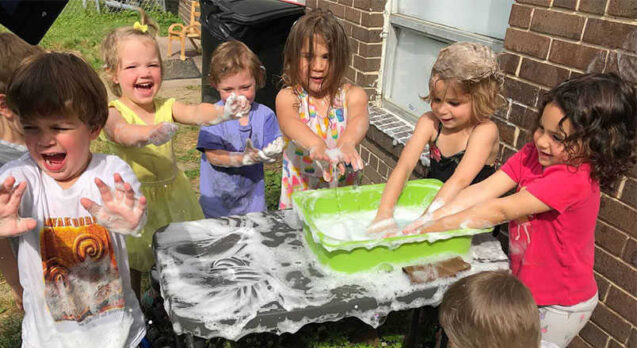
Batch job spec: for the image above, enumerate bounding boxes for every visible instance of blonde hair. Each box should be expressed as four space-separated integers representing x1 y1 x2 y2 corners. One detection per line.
209 40 265 89
101 8 161 97
424 42 505 122
439 271 541 348
281 8 349 101
0 32 44 94
7 52 108 131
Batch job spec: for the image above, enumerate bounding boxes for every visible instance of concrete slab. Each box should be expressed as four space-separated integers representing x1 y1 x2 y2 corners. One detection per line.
157 35 203 73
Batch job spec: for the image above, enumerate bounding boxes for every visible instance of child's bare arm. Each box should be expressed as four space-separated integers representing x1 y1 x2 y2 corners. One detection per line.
203 137 283 167
276 88 329 162
374 115 435 222
424 121 499 215
0 238 22 310
172 94 250 126
337 85 369 170
80 174 147 236
0 176 36 237
409 188 551 234
104 108 178 146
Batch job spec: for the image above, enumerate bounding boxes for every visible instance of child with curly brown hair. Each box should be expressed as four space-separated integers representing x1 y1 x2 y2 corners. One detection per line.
408 73 637 347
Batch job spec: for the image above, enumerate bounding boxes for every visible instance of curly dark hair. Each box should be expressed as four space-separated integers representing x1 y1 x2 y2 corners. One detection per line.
538 73 637 190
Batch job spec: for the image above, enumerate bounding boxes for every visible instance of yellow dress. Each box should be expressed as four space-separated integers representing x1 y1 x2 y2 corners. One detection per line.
101 98 204 271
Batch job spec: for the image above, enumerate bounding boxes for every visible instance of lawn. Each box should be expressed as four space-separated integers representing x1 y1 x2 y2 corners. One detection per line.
0 1 425 347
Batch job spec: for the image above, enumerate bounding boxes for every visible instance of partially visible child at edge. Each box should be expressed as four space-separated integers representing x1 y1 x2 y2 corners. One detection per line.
371 41 503 234
276 9 369 209
197 40 282 218
0 52 147 347
100 10 249 296
0 32 44 312
407 73 637 348
438 271 552 348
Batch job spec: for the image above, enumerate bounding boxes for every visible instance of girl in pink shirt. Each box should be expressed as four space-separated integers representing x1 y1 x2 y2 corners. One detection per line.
404 73 637 347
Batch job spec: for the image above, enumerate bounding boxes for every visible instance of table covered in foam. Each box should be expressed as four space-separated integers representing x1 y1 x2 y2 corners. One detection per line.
153 210 508 341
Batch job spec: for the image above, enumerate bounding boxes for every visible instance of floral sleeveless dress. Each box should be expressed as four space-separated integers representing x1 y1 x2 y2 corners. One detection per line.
279 86 359 209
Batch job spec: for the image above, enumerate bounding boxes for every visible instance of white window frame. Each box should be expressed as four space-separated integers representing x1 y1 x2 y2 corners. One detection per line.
379 2 506 123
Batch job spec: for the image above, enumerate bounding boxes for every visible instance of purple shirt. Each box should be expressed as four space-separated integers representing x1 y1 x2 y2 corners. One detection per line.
197 102 281 218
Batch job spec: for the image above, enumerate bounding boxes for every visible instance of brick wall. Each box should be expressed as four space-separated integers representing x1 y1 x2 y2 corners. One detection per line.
499 1 637 347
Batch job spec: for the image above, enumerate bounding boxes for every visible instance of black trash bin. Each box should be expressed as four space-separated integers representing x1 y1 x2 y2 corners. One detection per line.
200 0 305 110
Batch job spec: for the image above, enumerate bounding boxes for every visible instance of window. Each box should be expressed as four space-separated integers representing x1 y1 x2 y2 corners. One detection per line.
381 0 514 121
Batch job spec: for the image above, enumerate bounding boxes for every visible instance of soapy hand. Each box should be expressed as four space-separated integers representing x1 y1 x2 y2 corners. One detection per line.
241 137 284 165
80 173 147 237
366 217 401 238
220 93 250 123
0 176 36 237
402 215 434 235
146 122 178 146
338 142 364 171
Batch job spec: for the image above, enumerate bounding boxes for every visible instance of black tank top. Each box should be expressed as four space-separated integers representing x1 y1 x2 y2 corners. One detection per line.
427 123 495 183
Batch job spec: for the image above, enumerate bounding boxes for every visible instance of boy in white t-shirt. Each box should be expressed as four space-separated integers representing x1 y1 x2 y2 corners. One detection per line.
0 52 147 347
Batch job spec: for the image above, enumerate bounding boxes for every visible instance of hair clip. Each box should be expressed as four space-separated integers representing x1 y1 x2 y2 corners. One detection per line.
133 21 148 33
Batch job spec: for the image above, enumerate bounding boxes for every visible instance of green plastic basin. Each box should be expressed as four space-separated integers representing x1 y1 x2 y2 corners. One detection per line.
292 179 492 273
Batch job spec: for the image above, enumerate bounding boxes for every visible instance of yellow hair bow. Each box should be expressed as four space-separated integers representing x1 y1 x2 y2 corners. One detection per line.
133 21 148 33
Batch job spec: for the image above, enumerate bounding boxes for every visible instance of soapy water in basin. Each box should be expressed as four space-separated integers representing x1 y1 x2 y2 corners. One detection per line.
313 207 424 242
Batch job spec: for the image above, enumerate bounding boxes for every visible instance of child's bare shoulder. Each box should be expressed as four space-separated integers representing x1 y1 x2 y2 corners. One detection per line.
472 119 499 136
276 87 297 105
417 111 437 128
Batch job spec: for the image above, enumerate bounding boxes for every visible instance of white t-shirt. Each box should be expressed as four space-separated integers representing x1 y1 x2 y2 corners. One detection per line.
0 153 145 348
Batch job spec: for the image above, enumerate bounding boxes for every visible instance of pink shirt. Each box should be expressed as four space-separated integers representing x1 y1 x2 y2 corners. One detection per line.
501 143 599 306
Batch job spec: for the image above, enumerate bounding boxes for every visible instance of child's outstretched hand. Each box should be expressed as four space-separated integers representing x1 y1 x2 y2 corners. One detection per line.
366 217 400 238
80 174 147 237
147 122 179 146
241 138 283 165
0 177 36 237
220 93 250 123
338 142 365 171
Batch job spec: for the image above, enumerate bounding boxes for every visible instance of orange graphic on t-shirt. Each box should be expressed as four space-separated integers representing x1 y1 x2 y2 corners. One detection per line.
40 222 124 323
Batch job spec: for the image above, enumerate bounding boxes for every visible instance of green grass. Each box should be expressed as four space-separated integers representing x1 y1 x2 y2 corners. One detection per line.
1 0 182 70
0 314 22 348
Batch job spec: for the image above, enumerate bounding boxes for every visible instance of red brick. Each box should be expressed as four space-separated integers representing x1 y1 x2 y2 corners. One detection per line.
629 328 637 348
356 71 379 87
622 238 637 268
306 0 318 8
358 42 382 58
621 178 637 208
503 77 540 108
368 151 379 170
579 321 610 348
338 0 353 5
317 0 330 10
516 129 533 149
501 145 517 163
549 40 608 72
590 302 632 343
519 58 570 88
517 0 550 6
351 25 382 43
579 0 608 15
583 18 637 53
567 336 593 348
530 9 585 40
553 0 577 9
594 246 637 295
504 28 551 59
344 6 361 24
605 51 637 85
509 103 538 131
341 20 353 36
509 4 533 29
345 66 356 82
606 286 637 326
494 118 517 148
594 272 610 300
361 12 383 28
599 195 637 238
353 54 380 72
364 87 377 101
607 339 623 348
353 0 384 11
595 220 629 257
328 2 345 17
498 52 520 75
631 162 637 179
608 0 637 18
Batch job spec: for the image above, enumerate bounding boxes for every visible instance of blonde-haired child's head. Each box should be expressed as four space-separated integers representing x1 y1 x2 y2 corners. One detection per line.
101 8 161 98
281 9 349 100
209 40 264 104
424 42 505 123
440 271 541 348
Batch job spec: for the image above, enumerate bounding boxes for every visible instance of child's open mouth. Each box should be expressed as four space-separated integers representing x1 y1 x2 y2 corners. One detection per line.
134 82 155 97
42 152 66 171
